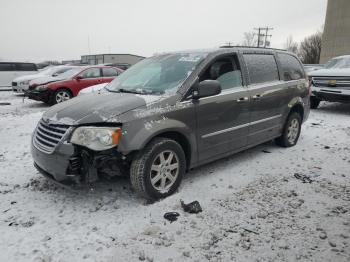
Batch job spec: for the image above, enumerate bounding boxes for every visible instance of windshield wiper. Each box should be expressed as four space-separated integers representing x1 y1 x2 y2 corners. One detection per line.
106 88 143 94
107 87 161 95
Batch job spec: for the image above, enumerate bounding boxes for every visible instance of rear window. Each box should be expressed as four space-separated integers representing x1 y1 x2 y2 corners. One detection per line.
243 54 279 84
0 63 15 71
278 53 304 80
102 68 119 77
15 63 37 71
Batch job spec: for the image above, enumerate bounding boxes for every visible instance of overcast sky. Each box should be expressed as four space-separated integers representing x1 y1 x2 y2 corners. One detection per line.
0 0 327 62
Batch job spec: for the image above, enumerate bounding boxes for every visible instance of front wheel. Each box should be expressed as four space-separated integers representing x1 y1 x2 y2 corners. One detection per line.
310 96 321 109
130 138 186 199
52 89 72 105
275 112 302 147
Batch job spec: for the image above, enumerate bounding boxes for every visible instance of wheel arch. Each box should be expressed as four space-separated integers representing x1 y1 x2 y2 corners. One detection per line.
150 131 192 170
286 97 305 122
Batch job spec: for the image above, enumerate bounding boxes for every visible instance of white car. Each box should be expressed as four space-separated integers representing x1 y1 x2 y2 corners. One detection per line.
309 55 350 109
78 82 108 96
12 65 76 93
0 62 38 90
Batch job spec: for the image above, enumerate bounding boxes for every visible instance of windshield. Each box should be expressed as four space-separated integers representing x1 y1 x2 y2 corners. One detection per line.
105 52 207 95
55 67 82 79
324 57 350 69
39 67 56 75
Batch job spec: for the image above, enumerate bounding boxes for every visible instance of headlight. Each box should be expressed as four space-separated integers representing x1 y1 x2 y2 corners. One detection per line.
20 80 30 86
35 85 48 91
70 126 122 151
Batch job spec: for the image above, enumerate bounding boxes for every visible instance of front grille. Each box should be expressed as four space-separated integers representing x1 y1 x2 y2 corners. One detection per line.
33 119 70 153
312 76 350 89
12 82 17 86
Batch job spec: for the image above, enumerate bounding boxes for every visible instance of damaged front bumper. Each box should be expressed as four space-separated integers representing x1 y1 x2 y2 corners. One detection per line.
31 135 128 187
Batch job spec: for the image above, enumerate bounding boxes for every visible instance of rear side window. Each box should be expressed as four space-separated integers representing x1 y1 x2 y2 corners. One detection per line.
0 63 15 71
278 53 304 80
244 54 279 84
16 63 37 71
102 68 119 77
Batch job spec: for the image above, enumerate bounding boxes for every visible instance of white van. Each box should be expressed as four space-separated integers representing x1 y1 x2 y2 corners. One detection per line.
0 62 38 90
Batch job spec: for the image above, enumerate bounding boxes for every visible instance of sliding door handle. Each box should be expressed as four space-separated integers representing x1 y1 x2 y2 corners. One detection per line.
237 97 249 102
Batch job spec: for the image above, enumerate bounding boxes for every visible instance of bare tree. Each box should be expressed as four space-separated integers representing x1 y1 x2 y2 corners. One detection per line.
242 31 257 47
298 31 322 64
284 36 298 54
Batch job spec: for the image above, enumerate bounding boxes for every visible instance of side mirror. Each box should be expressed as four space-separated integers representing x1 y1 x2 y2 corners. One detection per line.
193 80 221 99
75 75 83 81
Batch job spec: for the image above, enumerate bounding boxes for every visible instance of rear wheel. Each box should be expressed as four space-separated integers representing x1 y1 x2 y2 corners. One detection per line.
275 112 302 147
52 89 72 105
130 138 186 199
310 96 321 109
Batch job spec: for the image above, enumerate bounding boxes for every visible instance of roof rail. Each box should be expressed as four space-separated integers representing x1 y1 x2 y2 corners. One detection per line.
219 45 287 51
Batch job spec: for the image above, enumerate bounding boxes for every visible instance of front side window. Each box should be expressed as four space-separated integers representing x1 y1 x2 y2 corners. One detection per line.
106 52 207 95
102 68 119 77
278 53 304 80
79 68 101 79
244 54 279 84
200 55 243 90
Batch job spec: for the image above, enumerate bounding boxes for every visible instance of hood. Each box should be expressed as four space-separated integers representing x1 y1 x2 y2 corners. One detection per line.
30 75 67 86
13 74 44 83
43 92 162 125
78 83 107 95
308 68 350 77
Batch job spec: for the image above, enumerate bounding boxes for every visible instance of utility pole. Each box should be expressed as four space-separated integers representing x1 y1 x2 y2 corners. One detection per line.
264 27 273 47
254 27 273 47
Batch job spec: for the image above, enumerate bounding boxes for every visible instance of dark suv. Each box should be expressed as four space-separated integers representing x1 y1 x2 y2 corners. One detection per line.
31 47 310 199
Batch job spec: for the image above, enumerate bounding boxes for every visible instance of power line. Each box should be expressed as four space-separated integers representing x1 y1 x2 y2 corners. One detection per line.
254 27 273 47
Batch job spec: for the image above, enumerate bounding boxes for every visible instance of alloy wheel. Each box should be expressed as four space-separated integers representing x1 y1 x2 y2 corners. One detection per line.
55 91 71 103
287 118 299 144
150 150 179 193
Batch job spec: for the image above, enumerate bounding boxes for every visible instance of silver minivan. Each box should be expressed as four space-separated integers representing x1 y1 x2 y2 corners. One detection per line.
0 62 38 90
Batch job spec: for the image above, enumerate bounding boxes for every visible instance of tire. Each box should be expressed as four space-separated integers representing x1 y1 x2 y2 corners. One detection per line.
275 112 302 147
310 96 321 109
52 88 72 105
130 138 186 199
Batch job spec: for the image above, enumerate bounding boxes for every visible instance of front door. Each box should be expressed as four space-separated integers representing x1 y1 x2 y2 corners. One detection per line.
195 54 251 163
76 68 103 93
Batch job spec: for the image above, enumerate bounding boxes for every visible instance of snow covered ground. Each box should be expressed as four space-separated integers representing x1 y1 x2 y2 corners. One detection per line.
0 91 349 262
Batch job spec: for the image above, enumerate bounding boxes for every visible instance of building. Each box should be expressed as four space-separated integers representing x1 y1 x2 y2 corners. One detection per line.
80 54 145 68
320 0 350 63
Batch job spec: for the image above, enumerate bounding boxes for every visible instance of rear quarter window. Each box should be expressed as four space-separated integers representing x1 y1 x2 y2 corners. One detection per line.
0 63 15 71
15 63 37 71
278 53 305 80
243 54 279 84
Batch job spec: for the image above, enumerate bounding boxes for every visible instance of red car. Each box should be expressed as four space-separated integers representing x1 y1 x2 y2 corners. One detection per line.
26 66 123 104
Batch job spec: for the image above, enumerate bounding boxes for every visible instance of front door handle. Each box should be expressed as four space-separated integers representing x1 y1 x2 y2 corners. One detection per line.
252 94 261 100
237 97 249 102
